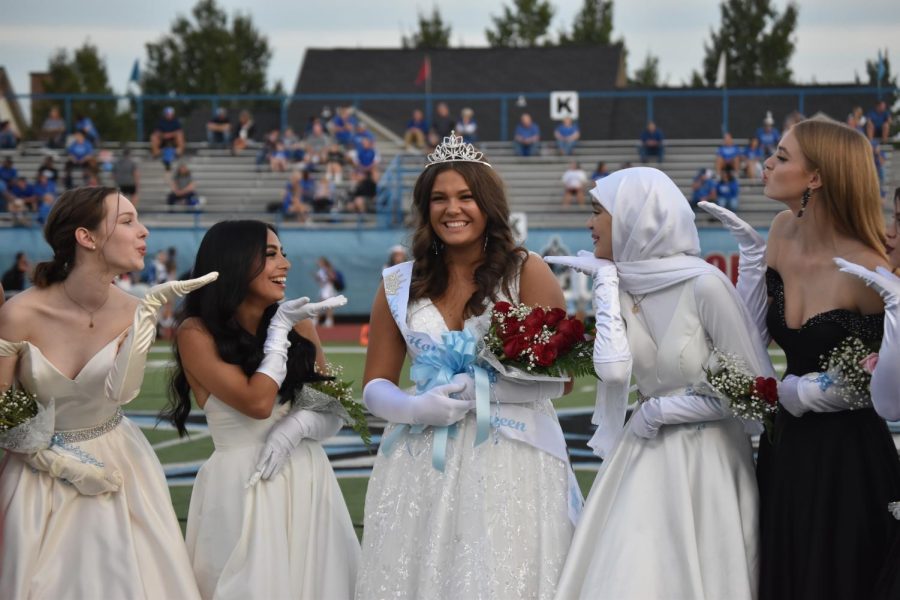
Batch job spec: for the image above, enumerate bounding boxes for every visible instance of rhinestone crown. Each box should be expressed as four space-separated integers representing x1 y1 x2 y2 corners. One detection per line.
426 131 491 168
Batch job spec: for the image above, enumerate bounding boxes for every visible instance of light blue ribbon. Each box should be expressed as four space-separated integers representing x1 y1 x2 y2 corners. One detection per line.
380 328 492 471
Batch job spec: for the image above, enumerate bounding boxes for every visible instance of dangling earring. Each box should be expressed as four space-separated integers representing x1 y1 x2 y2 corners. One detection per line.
432 239 440 255
483 236 488 253
798 187 811 217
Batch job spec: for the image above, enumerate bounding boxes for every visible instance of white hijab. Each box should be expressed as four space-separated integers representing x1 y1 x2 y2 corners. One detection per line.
588 167 772 457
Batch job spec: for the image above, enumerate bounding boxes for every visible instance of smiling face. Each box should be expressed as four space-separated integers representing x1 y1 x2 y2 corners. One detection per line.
588 199 614 260
92 193 148 274
762 129 819 205
428 169 487 249
247 228 290 304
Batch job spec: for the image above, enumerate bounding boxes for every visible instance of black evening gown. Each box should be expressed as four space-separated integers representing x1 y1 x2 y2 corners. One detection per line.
757 268 900 600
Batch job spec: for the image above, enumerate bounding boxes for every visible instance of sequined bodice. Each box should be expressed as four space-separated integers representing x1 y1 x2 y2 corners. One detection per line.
766 268 884 376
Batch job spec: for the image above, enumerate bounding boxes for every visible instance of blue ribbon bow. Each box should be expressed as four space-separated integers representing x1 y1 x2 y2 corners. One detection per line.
381 328 492 471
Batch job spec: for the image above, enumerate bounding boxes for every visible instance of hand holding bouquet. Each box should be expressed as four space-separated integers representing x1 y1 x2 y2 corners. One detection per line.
704 350 779 436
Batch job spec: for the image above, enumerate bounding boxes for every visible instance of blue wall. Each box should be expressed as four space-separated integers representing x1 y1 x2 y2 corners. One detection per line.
0 225 765 316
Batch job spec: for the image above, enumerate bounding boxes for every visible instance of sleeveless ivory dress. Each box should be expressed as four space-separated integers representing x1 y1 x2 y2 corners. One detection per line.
186 394 359 600
0 338 202 599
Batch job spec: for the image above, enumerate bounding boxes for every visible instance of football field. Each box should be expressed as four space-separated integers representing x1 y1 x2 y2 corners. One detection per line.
130 342 788 534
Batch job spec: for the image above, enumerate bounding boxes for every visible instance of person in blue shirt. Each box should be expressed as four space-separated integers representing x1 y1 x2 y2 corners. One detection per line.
403 109 428 150
591 161 610 180
0 157 17 186
329 106 358 149
0 121 19 149
64 131 98 189
714 133 741 179
755 113 781 155
867 100 892 143
638 121 665 163
74 114 99 145
352 122 376 153
715 167 740 211
513 113 540 157
9 177 38 211
691 168 717 208
742 137 764 179
150 107 185 167
554 116 580 156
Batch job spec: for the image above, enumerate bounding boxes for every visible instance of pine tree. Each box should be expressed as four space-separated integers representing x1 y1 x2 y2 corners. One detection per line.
559 0 614 45
402 7 452 49
486 0 555 48
694 0 799 87
630 53 662 88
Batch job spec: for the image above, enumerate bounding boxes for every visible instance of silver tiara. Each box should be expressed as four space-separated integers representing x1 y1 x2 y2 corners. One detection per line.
426 131 491 168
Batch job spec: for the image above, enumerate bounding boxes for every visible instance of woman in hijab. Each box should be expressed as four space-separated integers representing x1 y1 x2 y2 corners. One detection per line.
547 167 773 599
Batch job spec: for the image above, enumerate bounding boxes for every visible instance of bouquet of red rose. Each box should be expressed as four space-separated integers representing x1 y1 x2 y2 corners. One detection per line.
704 350 778 435
482 301 595 379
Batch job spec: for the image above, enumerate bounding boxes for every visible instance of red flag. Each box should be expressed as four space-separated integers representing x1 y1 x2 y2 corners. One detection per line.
414 56 431 86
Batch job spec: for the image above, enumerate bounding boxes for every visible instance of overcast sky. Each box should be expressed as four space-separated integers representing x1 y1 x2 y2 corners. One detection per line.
1 0 896 98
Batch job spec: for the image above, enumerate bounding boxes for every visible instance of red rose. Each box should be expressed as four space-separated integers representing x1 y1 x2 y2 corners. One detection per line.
503 334 527 360
502 316 521 338
544 307 567 327
533 343 558 367
523 308 546 337
493 301 512 315
548 332 575 355
754 376 779 406
556 317 585 343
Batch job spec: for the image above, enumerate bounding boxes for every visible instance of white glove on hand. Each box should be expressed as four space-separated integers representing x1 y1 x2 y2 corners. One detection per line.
257 295 348 387
107 271 219 404
629 394 728 439
246 408 343 486
450 372 564 404
24 447 123 495
835 258 900 420
544 250 613 277
777 372 871 418
698 201 769 340
363 378 472 427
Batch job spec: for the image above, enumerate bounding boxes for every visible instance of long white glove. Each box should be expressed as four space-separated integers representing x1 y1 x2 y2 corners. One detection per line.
23 445 123 495
256 295 347 387
362 378 472 426
629 394 729 439
698 201 769 341
836 258 899 420
449 372 564 404
246 408 343 486
107 271 219 405
776 373 870 418
544 251 631 372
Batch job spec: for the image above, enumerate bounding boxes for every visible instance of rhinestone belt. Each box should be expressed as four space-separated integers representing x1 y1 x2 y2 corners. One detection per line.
51 408 123 444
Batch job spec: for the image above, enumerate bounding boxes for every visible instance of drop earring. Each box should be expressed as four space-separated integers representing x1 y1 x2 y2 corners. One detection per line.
798 187 811 217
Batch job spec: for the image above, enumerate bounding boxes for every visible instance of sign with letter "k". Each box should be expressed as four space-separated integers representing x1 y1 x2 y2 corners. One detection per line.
550 91 579 120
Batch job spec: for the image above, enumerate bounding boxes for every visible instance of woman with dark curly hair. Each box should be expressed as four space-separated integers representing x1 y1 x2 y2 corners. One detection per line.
164 220 358 599
356 135 580 599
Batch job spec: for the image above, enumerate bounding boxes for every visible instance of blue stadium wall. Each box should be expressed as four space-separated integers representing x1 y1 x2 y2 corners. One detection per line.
0 227 760 316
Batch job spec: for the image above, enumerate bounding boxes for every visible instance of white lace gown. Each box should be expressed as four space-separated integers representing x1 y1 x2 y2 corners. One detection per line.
0 339 202 599
356 275 576 599
186 395 359 600
556 275 766 600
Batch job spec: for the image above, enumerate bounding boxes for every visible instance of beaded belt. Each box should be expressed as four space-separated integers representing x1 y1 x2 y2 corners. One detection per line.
51 408 124 444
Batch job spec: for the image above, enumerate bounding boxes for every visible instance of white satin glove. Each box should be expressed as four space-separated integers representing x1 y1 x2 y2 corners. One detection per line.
544 251 631 368
24 446 123 495
698 201 769 340
362 378 472 427
629 394 729 439
836 258 900 420
257 295 348 387
449 372 564 404
777 371 872 418
246 408 343 486
107 271 219 405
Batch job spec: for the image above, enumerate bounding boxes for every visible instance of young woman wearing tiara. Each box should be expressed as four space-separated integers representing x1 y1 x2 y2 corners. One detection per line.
356 133 581 599
0 187 213 598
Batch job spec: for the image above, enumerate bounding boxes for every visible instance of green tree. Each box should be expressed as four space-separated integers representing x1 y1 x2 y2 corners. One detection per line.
402 7 452 49
559 0 614 45
630 53 662 87
35 42 133 141
486 0 555 48
143 0 273 96
861 50 899 113
693 0 798 87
